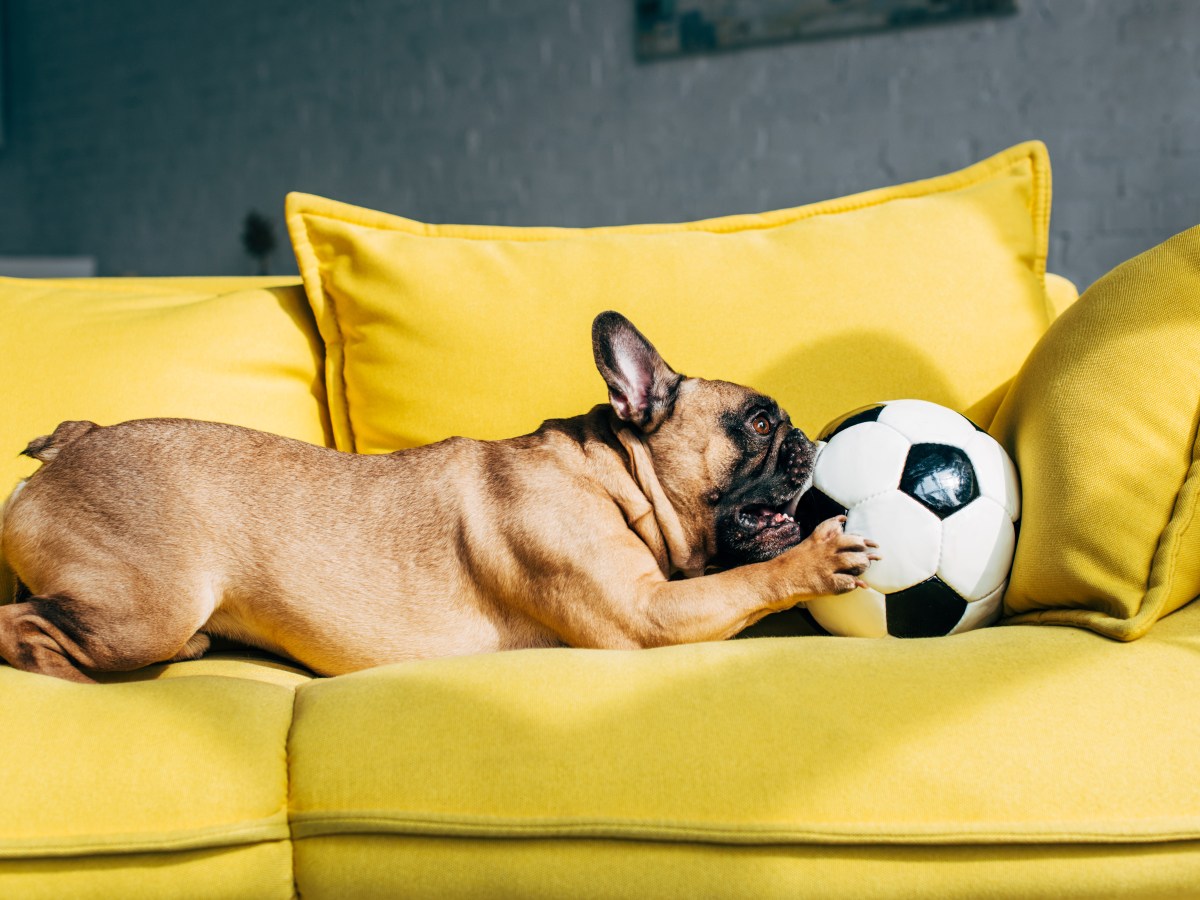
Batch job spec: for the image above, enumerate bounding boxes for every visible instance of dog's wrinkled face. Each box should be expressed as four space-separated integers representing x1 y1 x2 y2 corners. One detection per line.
593 312 817 569
647 380 817 566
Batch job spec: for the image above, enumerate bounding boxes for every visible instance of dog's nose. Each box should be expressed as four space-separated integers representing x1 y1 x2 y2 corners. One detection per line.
780 428 816 488
782 426 814 457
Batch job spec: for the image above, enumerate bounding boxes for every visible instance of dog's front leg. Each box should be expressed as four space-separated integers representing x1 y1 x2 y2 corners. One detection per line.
637 517 876 646
556 517 876 650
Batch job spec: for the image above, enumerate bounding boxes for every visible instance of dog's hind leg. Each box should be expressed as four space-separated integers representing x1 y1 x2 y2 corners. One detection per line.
0 584 210 683
168 631 212 662
0 599 101 683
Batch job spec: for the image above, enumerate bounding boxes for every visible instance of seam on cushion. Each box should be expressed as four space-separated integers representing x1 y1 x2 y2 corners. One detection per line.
999 607 1123 636
290 143 1047 247
286 202 357 452
0 276 302 290
0 276 207 298
1028 142 1051 279
1028 148 1055 321
0 814 292 861
314 262 356 453
286 810 1200 848
1127 398 1200 639
285 680 301 900
0 280 311 321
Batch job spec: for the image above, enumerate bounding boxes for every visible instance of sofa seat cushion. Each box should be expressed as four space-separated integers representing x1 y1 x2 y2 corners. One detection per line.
288 600 1200 897
0 666 296 899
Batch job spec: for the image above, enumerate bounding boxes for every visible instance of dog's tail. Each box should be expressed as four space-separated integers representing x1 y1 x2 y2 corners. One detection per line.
1 423 99 605
1 480 36 606
20 420 99 464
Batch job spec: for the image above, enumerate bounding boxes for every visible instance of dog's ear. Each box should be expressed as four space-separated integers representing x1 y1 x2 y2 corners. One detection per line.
592 311 682 433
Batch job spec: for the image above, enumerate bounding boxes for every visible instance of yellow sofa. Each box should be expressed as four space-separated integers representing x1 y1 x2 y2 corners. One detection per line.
3 143 1200 898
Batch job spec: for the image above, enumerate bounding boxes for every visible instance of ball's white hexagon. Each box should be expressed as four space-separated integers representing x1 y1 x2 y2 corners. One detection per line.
806 586 888 638
813 422 910 507
963 430 1021 521
847 492 942 594
937 497 1016 601
947 582 1006 635
877 398 976 447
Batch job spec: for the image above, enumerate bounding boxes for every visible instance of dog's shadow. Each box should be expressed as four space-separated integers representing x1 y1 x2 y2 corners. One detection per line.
746 327 1009 438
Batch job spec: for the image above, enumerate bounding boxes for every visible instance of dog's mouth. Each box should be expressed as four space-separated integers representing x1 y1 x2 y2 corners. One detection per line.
721 435 819 562
712 428 820 568
735 489 805 539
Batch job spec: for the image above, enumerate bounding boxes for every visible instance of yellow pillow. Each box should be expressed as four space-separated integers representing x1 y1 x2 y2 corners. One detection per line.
288 142 1055 454
990 224 1200 639
0 276 330 602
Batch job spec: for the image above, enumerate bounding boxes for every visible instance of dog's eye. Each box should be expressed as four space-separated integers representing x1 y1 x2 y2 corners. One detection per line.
751 414 773 436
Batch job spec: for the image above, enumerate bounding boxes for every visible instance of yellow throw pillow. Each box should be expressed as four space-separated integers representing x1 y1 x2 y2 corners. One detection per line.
288 142 1055 454
990 224 1200 639
0 276 331 602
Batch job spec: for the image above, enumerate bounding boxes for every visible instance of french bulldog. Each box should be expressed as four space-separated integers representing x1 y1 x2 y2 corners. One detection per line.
0 311 877 683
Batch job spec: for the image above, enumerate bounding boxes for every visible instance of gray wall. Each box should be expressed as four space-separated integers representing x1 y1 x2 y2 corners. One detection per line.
1 0 1196 289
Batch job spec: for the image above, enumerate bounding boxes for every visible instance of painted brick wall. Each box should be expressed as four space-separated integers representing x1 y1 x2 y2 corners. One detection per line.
0 0 1196 289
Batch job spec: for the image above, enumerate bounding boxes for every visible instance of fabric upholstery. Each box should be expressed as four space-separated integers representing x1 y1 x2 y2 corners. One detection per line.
287 600 1200 896
0 665 295 897
991 224 1200 638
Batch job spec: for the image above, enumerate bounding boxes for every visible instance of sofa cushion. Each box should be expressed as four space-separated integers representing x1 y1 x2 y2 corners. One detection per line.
287 601 1200 897
287 142 1054 454
0 275 331 603
991 224 1200 639
0 665 296 898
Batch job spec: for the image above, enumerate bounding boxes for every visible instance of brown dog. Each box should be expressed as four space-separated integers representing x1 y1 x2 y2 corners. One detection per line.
0 312 877 683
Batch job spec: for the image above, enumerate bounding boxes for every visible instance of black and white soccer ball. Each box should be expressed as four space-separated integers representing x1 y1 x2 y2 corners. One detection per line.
795 399 1020 638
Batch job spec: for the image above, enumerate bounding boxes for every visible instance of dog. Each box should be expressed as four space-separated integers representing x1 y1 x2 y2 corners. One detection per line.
0 311 877 683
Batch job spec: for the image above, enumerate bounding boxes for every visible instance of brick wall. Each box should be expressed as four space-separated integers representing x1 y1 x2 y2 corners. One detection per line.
0 0 1196 289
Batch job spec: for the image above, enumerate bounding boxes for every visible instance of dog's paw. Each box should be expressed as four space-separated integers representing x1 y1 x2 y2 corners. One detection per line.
802 516 880 595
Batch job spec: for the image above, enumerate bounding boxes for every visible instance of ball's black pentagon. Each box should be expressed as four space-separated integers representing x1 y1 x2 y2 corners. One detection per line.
899 443 979 518
886 576 968 638
819 403 885 441
794 488 848 538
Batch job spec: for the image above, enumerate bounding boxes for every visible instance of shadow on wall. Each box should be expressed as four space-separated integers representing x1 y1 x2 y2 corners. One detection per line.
750 328 974 439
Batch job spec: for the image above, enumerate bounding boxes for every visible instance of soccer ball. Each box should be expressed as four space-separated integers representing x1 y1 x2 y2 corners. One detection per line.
794 399 1020 638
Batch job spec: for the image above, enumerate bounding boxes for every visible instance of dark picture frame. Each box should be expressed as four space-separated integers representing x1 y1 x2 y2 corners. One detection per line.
636 0 1017 61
